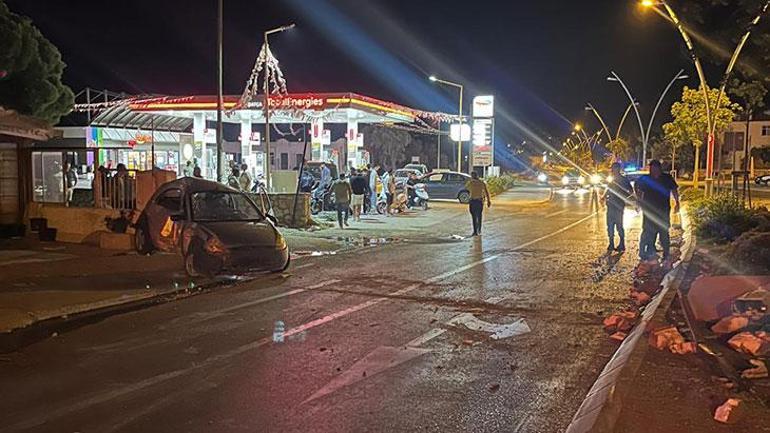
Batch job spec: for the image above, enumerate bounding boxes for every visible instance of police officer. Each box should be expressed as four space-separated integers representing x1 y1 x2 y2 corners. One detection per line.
601 162 633 252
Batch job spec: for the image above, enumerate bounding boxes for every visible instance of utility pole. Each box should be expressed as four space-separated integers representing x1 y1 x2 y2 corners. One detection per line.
216 0 224 182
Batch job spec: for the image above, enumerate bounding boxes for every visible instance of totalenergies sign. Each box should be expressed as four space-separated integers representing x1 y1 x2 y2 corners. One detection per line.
267 95 324 110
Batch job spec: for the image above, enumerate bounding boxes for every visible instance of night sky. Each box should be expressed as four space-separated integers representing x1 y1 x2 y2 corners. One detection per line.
7 0 706 150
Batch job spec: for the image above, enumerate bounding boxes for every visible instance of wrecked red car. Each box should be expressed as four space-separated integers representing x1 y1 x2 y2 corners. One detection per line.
133 177 289 276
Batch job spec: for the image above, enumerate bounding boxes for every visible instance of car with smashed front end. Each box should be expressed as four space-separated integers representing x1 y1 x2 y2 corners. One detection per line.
133 177 289 277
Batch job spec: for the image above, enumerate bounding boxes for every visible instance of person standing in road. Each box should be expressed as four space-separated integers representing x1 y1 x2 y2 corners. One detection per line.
386 169 396 215
635 159 680 262
369 164 381 214
239 163 253 191
332 173 353 228
349 168 368 222
465 172 491 236
601 162 633 252
320 162 332 189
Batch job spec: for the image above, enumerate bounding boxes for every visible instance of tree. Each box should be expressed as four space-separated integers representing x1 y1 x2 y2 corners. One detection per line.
0 1 74 124
607 137 631 162
363 125 411 169
662 85 740 185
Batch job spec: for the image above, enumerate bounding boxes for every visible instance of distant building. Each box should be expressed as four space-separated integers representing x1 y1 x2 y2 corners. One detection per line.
722 116 770 171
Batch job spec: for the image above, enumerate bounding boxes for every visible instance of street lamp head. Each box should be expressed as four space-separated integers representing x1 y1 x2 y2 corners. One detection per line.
677 74 690 80
429 75 438 82
640 0 656 7
281 23 296 32
606 76 619 82
574 123 582 131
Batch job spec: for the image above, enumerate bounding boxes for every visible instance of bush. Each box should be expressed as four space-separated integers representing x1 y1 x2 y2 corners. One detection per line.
486 174 516 196
679 187 704 202
687 193 757 243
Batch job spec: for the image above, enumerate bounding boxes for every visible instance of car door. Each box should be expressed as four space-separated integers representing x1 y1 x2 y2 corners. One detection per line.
444 173 468 198
148 188 184 252
423 173 448 198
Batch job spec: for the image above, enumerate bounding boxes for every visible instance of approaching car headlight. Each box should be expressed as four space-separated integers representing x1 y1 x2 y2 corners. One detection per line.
590 174 601 185
561 176 570 185
606 175 614 183
205 236 226 254
537 173 548 183
578 176 586 185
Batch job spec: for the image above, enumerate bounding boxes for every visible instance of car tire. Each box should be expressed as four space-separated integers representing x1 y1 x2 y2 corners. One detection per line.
134 220 154 255
272 254 291 273
184 240 222 278
376 201 387 215
458 191 471 204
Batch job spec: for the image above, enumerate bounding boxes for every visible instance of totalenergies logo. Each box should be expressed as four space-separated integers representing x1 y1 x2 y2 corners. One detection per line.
267 95 324 110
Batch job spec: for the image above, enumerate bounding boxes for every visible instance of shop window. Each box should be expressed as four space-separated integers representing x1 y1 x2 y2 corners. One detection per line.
280 153 289 170
32 151 64 203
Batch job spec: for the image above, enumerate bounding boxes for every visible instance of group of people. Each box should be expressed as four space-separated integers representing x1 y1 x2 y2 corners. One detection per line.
182 160 203 179
601 159 680 263
324 163 398 229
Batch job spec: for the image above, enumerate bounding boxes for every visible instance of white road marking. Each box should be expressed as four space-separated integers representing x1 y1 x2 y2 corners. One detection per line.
302 345 432 404
544 209 568 218
188 279 340 323
406 328 448 347
5 213 598 430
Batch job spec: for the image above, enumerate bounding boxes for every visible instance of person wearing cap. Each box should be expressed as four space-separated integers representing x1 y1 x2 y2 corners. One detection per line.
634 159 680 262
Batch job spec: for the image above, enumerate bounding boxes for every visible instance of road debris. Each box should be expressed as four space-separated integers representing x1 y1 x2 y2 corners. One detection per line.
609 331 627 341
449 314 531 340
649 326 686 352
713 398 740 424
727 331 770 356
741 359 768 379
711 315 750 334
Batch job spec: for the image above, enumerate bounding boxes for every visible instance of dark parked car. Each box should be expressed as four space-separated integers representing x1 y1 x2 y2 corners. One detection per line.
133 178 289 276
420 171 472 203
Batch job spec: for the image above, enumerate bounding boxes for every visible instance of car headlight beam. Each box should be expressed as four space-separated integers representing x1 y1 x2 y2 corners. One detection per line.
562 176 570 186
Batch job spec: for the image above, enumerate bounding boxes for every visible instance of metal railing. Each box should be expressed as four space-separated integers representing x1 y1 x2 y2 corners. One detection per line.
93 169 137 210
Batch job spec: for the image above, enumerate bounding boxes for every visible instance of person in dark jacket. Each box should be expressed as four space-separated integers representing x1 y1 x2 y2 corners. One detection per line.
349 168 368 221
635 160 680 262
601 162 634 252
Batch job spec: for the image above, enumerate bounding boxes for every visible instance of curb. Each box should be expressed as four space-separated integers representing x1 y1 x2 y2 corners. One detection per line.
0 276 237 354
565 218 696 433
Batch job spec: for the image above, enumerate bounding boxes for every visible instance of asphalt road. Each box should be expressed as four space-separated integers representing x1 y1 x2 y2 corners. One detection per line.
1 187 645 433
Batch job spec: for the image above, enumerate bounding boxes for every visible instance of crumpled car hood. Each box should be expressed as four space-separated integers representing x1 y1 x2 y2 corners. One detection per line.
199 221 279 248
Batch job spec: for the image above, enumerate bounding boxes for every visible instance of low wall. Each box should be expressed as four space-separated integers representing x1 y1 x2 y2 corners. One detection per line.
25 202 122 244
249 193 311 228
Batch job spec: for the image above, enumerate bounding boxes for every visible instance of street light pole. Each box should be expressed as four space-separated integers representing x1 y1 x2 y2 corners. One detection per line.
640 1 769 193
262 23 295 191
607 70 688 168
429 75 464 173
216 0 224 182
584 104 613 144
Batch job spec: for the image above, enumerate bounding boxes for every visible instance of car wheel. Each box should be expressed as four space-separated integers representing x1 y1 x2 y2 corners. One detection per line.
272 254 291 273
458 191 471 204
184 240 222 278
134 220 154 255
